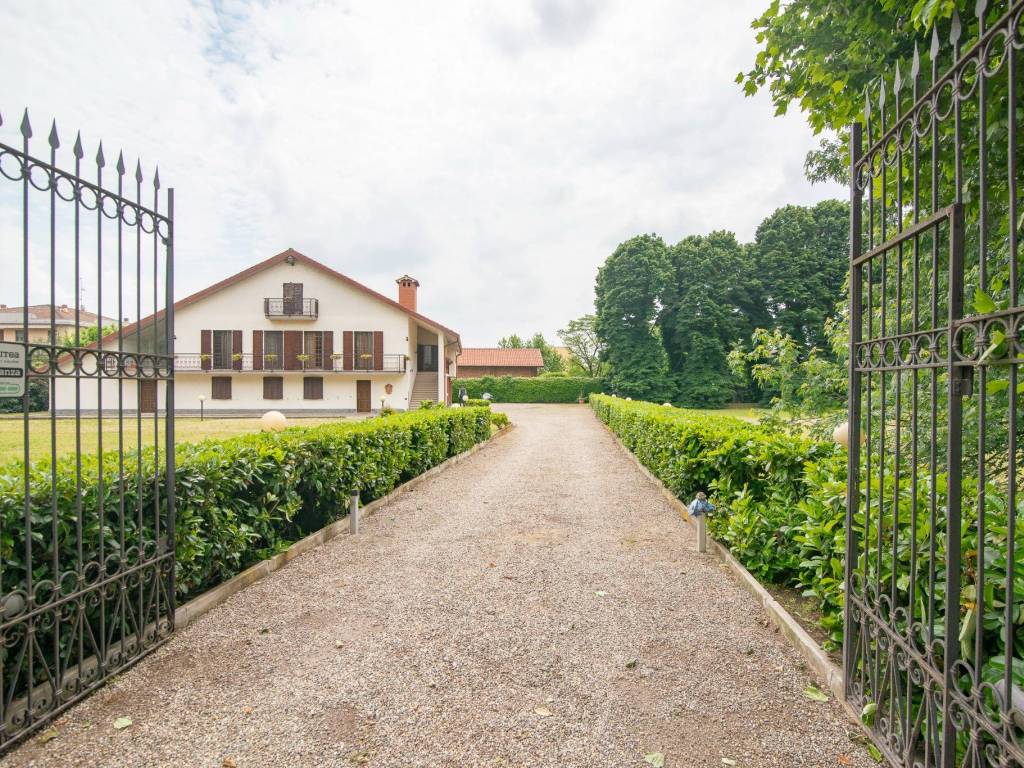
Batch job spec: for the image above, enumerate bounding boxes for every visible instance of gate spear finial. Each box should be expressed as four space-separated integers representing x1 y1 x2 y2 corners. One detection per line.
20 109 32 139
48 120 59 150
115 150 125 176
73 132 84 160
135 159 143 184
96 141 105 168
950 9 962 46
911 42 921 81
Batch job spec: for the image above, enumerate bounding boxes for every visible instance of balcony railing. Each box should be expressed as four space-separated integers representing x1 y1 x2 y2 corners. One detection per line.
175 353 406 373
263 297 319 318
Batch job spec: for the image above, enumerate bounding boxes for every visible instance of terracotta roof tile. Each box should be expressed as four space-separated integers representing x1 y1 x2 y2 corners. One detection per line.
457 348 544 367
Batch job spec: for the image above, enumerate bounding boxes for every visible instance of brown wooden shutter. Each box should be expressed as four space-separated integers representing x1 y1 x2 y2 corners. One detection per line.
303 376 323 400
253 330 263 370
201 330 212 371
343 331 353 371
263 376 282 399
232 330 243 370
373 331 384 371
212 376 232 400
323 331 334 370
284 330 303 371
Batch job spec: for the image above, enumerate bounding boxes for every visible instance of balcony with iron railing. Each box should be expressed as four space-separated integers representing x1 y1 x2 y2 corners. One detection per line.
263 297 319 319
175 352 406 373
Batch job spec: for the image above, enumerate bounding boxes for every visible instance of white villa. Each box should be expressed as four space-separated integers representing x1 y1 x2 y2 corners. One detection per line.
54 249 461 415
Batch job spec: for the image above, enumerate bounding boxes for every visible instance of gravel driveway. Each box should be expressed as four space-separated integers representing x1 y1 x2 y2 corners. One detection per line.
3 404 875 768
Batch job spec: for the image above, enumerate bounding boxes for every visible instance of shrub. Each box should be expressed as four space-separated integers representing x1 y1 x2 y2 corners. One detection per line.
489 411 510 429
0 407 493 604
418 400 435 409
464 398 490 408
0 378 49 413
589 395 852 647
454 376 602 403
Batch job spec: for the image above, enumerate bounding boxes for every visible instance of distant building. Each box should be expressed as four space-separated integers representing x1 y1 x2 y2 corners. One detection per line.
456 347 544 378
0 304 115 344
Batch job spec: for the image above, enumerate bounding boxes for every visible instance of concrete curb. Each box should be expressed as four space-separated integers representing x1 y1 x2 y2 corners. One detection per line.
593 414 864 728
174 424 515 629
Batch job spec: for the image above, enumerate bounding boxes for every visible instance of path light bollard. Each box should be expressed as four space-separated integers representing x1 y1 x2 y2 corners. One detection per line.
349 490 360 535
688 492 714 554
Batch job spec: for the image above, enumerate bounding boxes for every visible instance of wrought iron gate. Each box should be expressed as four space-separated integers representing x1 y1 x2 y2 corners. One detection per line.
846 2 1024 765
0 108 175 748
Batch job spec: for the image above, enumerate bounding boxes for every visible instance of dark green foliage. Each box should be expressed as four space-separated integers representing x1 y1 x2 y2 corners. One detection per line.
753 201 848 350
0 407 493 603
0 379 49 414
658 232 762 408
464 398 490 408
454 376 602 403
498 332 564 373
594 234 671 400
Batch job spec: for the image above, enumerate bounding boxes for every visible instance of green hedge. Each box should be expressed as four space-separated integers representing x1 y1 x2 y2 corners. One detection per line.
0 407 492 603
590 394 846 641
455 376 603 403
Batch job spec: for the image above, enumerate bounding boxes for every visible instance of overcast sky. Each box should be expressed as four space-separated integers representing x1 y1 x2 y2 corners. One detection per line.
1 0 843 345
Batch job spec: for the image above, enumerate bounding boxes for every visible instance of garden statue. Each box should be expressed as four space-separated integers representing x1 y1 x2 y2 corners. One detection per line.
688 492 714 553
459 386 468 404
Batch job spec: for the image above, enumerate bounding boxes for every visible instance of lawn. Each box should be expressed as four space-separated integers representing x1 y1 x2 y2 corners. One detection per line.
683 404 766 423
0 416 342 466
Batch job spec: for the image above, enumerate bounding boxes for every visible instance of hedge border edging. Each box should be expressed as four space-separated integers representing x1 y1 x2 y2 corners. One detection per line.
592 413 863 727
174 423 515 629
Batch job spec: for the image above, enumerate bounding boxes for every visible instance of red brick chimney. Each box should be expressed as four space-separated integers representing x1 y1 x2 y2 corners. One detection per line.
396 275 419 312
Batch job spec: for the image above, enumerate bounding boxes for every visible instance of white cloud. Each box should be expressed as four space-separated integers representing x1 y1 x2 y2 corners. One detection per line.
0 0 844 345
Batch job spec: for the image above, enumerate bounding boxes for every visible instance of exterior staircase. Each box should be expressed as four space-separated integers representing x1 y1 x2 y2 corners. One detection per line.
409 372 439 410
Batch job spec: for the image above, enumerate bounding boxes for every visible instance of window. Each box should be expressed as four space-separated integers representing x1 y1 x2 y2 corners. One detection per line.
303 376 323 400
212 330 233 369
211 376 232 400
263 376 283 400
263 331 283 369
14 330 25 343
303 331 323 369
354 331 374 370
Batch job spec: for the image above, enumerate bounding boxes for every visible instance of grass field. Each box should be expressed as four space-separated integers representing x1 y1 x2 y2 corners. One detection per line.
0 416 341 466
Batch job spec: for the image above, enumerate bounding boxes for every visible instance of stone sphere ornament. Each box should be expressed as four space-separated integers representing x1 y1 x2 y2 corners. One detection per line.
833 421 850 449
261 410 288 432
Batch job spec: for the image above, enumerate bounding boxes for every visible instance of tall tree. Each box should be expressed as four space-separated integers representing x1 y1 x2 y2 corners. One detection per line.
528 332 564 373
595 234 671 400
658 231 758 407
753 200 849 350
558 315 603 377
498 334 524 349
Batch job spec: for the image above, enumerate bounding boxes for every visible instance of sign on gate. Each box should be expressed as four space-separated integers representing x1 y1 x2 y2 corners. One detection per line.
0 343 25 397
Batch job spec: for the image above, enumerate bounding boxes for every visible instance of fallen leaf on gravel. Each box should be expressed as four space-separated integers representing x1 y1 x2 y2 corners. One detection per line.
350 750 370 764
222 759 237 768
35 727 58 744
625 659 639 670
838 755 852 765
803 685 829 702
487 562 496 568
867 744 883 763
533 706 552 717
243 706 254 715
258 628 270 634
721 760 737 766
595 590 607 597
644 752 665 767
112 717 132 731
335 640 344 648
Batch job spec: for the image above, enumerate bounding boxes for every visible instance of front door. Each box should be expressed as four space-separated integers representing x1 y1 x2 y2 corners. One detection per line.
356 380 371 413
417 344 437 372
140 379 157 414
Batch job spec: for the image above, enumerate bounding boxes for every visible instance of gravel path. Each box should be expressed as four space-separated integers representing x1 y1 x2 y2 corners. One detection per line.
3 404 875 768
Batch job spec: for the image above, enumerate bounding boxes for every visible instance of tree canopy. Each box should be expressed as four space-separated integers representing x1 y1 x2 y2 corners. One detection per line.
557 315 603 377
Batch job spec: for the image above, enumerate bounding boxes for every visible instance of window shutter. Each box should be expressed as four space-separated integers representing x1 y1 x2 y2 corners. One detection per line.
373 331 384 371
284 331 303 371
323 331 334 370
232 330 243 370
201 330 211 371
303 376 323 400
343 331 353 371
253 330 263 371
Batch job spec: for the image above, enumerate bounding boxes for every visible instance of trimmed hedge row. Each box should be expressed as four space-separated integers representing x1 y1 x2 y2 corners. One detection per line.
590 394 847 642
0 406 494 603
455 375 603 403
